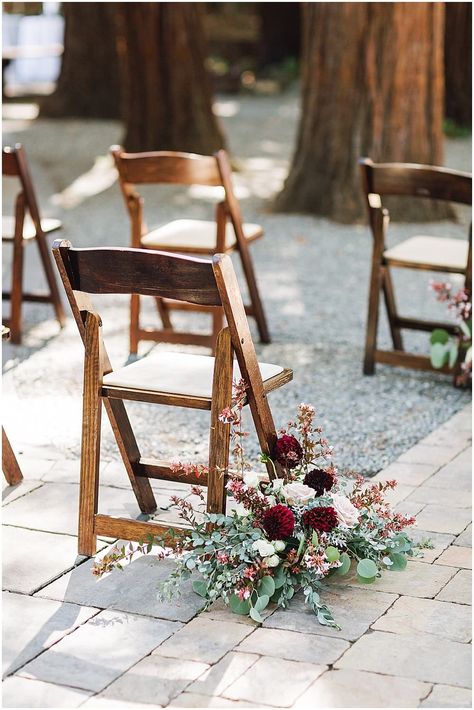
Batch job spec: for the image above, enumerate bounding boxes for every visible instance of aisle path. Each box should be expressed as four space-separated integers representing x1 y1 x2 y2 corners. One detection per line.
2 404 471 708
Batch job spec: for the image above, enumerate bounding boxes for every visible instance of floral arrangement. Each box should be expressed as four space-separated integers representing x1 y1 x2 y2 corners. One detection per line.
93 387 418 629
430 280 472 386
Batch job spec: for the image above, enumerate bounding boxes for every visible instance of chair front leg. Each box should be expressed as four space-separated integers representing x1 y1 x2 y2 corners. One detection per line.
382 265 403 351
363 207 386 375
9 194 26 344
78 313 103 556
207 327 233 515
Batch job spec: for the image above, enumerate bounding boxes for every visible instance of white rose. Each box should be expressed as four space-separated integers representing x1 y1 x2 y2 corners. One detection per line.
252 539 275 557
266 554 280 568
271 478 285 493
282 482 315 506
273 540 286 552
244 471 268 488
331 493 360 527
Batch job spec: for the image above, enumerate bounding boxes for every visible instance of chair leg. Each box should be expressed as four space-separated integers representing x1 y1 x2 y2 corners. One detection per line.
381 266 403 351
78 317 103 557
35 230 66 327
2 428 23 486
364 258 383 375
130 294 140 355
155 297 173 330
104 398 157 514
210 308 225 354
9 234 24 345
207 328 233 515
237 245 271 344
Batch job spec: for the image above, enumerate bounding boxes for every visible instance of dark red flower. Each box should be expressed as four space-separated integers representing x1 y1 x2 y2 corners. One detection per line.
262 504 295 540
303 506 339 533
274 435 303 470
304 468 335 497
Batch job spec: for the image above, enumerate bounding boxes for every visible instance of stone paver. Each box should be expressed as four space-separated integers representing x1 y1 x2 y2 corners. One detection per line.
436 569 471 605
2 526 85 595
414 505 472 535
82 697 161 709
2 592 98 677
1 676 92 708
168 694 256 707
336 631 471 688
99 654 208 706
36 547 205 623
332 561 456 598
428 448 472 491
187 652 258 698
396 444 455 468
2 479 44 506
437 546 472 569
237 627 349 664
406 484 471 508
294 669 431 708
371 595 472 643
223 656 325 707
455 523 472 547
153 617 253 665
264 587 397 641
18 610 180 692
373 462 437 486
410 530 456 564
421 684 472 708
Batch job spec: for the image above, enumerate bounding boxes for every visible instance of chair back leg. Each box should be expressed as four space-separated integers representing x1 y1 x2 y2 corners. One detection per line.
2 428 23 486
207 327 233 515
9 194 26 344
34 228 66 327
382 266 404 351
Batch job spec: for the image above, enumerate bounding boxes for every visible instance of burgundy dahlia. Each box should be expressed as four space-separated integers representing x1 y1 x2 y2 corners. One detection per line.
302 506 339 533
304 468 335 497
274 435 303 470
262 504 295 540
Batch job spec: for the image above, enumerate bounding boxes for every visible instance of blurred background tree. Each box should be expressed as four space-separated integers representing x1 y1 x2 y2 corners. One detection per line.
444 1 471 128
275 2 448 222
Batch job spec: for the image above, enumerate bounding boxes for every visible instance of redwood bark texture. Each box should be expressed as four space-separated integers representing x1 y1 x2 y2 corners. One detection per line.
41 3 121 119
444 2 472 126
276 3 447 222
116 3 225 153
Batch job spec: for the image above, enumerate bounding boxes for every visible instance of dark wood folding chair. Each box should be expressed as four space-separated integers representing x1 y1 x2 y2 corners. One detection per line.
111 146 270 354
2 144 65 343
53 240 292 557
360 159 472 376
2 324 23 486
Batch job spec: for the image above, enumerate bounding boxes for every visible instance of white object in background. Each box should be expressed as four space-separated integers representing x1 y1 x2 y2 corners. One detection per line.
4 12 64 84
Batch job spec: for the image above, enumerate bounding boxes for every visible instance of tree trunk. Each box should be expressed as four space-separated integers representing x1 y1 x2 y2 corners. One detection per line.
445 2 471 126
276 3 448 222
257 3 301 70
116 2 225 153
41 3 121 119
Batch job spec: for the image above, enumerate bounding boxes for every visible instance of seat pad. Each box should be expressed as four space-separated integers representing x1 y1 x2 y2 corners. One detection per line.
103 350 284 399
384 236 468 271
140 219 262 252
2 215 62 241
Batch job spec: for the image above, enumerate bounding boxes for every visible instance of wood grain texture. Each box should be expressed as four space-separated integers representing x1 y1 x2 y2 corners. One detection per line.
94 514 190 546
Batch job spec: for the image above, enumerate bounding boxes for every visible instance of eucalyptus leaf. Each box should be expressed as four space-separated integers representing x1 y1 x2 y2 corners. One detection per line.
192 580 208 597
430 328 450 345
448 342 459 369
258 575 276 598
326 546 340 562
250 607 263 623
229 594 251 615
357 573 376 584
389 552 407 571
357 558 378 579
430 342 449 369
335 552 351 576
460 319 472 338
254 594 270 612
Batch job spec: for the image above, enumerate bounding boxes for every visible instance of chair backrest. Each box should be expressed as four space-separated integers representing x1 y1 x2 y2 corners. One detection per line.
52 241 271 425
3 144 43 230
359 158 472 206
111 146 246 247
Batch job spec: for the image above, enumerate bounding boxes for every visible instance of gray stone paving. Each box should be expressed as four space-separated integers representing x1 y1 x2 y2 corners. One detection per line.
2 94 473 708
2 407 471 708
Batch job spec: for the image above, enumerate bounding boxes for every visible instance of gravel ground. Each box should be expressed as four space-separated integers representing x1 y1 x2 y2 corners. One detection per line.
2 89 471 476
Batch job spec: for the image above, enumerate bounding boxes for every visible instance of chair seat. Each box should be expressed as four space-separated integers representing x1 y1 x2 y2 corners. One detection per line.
384 236 468 272
2 215 62 241
140 219 263 254
103 350 284 399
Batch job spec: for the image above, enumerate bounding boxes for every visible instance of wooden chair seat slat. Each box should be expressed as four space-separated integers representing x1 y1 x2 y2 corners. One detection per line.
383 235 469 272
141 219 263 253
2 215 62 241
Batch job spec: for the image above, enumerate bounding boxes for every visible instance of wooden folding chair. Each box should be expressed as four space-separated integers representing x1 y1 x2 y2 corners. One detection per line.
360 159 472 376
2 144 65 343
53 240 292 557
2 325 23 486
111 146 270 354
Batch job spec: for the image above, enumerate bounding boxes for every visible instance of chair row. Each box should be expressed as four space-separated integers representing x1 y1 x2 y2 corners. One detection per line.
2 144 472 374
